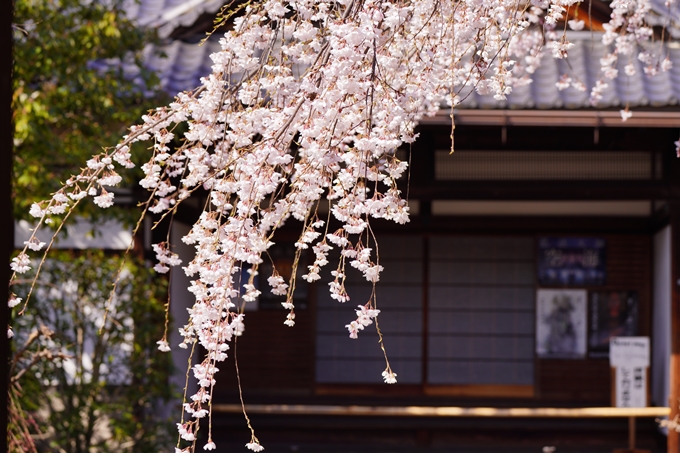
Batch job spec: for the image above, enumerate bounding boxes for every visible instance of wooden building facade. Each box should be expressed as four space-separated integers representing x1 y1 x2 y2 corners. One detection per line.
165 111 680 452
129 2 680 450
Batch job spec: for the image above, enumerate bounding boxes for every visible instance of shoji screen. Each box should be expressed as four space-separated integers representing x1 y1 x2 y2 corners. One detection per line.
316 236 424 384
427 236 535 386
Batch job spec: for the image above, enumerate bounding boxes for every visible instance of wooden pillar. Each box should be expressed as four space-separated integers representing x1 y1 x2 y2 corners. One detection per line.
2 0 14 443
421 235 429 390
629 416 637 451
669 201 680 453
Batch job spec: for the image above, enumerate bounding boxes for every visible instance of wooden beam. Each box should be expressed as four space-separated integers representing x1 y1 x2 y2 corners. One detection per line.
404 182 672 202
424 384 535 398
352 215 655 235
419 110 680 128
212 404 671 418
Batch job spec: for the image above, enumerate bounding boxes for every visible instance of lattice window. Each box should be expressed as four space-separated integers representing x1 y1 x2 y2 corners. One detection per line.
427 236 535 385
435 150 655 180
315 236 424 384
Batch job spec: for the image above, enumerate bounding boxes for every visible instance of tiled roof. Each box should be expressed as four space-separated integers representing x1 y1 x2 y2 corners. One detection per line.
125 0 224 38
145 32 680 110
457 34 680 109
648 0 680 39
143 37 223 95
129 0 680 110
91 0 224 91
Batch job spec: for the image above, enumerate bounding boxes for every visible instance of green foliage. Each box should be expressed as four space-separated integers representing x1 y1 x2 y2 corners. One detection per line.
12 0 168 221
10 2 182 450
9 250 176 453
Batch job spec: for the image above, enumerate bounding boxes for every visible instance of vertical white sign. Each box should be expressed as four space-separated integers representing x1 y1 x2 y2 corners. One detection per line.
615 366 647 408
610 337 649 408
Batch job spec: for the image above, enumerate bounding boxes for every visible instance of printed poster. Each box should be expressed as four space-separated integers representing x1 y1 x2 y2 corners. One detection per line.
589 291 638 358
536 289 587 358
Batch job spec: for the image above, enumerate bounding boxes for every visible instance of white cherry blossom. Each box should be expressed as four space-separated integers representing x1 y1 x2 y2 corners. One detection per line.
13 0 676 450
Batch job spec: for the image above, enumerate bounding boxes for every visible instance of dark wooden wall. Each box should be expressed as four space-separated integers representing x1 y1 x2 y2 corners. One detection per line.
208 122 666 405
212 233 653 406
537 234 652 404
211 308 316 400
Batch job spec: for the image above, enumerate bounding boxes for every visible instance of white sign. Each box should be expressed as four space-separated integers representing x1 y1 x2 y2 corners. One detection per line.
610 337 650 368
615 366 647 408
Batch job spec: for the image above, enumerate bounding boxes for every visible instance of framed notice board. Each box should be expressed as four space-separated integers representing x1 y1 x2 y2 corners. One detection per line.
537 237 606 286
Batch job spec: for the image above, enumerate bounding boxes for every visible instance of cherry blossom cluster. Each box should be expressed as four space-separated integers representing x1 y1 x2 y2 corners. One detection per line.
10 0 676 450
152 242 183 274
346 304 381 339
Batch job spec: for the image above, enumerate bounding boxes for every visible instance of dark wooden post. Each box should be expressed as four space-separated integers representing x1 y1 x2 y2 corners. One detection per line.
3 1 14 447
629 416 636 451
668 170 680 453
669 197 680 453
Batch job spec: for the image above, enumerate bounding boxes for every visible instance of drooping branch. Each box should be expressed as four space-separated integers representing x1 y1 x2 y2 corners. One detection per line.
10 0 676 451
